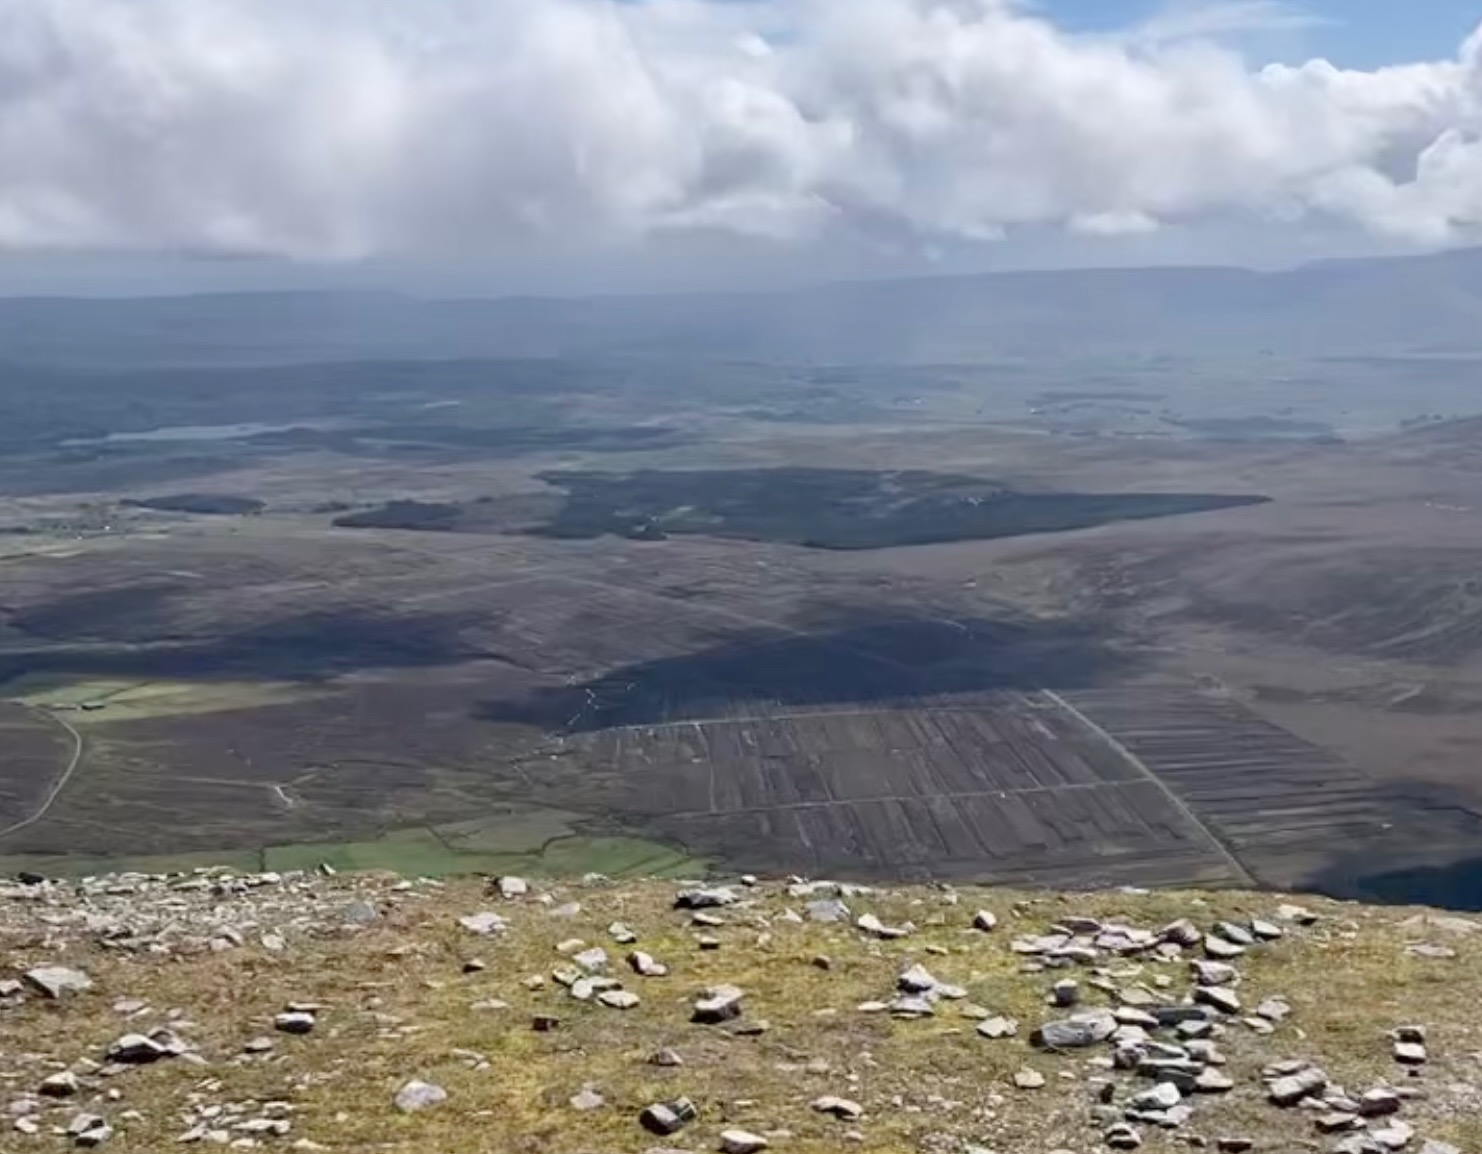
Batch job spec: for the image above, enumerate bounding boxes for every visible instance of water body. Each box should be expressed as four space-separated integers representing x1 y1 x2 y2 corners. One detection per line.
61 420 347 446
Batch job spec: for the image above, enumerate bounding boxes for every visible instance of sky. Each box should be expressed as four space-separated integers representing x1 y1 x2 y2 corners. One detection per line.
1046 0 1482 68
0 0 1479 296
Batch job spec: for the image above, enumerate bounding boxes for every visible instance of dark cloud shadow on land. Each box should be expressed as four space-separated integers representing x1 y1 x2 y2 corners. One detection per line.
0 609 488 686
476 609 1132 732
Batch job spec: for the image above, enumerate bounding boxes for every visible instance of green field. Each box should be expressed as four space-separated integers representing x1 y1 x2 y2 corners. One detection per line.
0 815 706 881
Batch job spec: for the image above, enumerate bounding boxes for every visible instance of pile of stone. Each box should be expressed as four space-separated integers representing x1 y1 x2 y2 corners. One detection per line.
0 866 420 960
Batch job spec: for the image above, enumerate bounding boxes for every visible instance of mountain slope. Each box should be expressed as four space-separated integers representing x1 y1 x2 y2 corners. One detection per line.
1 869 1478 1153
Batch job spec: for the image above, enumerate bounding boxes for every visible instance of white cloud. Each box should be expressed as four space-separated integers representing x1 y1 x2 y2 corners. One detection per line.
1130 1 1330 46
0 0 1478 261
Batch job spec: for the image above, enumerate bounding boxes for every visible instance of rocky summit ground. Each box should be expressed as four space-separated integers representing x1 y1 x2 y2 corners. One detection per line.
0 870 1478 1154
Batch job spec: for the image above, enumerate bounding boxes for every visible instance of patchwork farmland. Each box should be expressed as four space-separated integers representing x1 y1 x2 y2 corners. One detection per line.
566 687 1482 891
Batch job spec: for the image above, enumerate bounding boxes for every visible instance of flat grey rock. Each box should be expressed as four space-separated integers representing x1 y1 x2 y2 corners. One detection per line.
1159 920 1202 947
1204 936 1245 960
1192 960 1239 987
719 1131 768 1154
856 913 910 939
889 994 937 1018
1194 985 1241 1014
572 947 610 973
1213 921 1256 946
1269 1066 1327 1106
807 899 850 923
1371 1122 1415 1151
977 1015 1018 1039
1033 1011 1116 1049
811 1095 863 1120
24 966 93 999
457 912 508 936
692 984 744 1024
898 964 939 994
674 887 737 909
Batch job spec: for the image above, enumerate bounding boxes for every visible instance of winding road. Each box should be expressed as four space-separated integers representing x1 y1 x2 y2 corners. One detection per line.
0 703 85 842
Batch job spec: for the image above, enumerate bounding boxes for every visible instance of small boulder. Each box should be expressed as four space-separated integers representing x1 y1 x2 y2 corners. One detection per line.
1204 936 1245 960
640 1098 698 1136
629 951 669 978
692 984 744 1024
393 1080 447 1113
274 1011 317 1035
807 899 850 924
674 887 737 909
105 1033 168 1064
719 1130 769 1154
1033 1011 1117 1049
1393 1041 1428 1066
40 1071 80 1097
812 1096 864 1120
1268 1066 1327 1106
572 947 610 973
856 913 910 939
1129 1083 1182 1111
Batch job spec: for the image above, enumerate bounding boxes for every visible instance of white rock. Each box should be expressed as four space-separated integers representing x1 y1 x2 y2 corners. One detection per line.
572 947 609 973
719 1129 769 1154
458 912 508 936
1130 1082 1182 1110
393 1080 447 1113
856 913 910 939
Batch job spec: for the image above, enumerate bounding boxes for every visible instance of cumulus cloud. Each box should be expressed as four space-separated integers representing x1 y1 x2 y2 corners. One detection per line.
0 0 1478 260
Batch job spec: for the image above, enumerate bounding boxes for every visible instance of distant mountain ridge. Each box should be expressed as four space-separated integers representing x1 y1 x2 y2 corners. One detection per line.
4 247 1482 367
